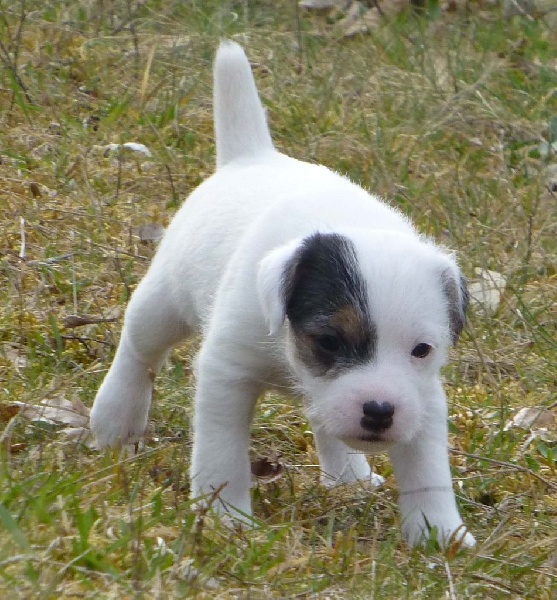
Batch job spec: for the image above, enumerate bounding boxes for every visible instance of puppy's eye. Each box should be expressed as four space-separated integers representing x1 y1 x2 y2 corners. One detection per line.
411 343 432 358
314 334 342 353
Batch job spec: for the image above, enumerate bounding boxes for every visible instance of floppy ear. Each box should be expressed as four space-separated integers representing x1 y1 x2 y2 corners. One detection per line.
440 260 469 344
257 239 303 335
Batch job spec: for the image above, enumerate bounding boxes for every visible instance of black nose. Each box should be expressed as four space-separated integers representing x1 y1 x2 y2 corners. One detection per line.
361 401 395 432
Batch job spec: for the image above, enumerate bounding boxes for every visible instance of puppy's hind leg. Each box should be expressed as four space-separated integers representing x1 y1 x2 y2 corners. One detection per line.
90 267 190 448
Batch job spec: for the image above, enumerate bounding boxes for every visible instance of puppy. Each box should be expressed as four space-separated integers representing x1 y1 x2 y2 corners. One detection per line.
90 41 475 549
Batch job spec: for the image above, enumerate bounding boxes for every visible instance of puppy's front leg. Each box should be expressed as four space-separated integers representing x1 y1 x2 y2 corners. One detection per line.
190 351 261 523
311 427 384 489
389 389 475 549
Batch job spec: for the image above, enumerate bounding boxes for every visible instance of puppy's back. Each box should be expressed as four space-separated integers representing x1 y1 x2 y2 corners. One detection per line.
214 41 275 169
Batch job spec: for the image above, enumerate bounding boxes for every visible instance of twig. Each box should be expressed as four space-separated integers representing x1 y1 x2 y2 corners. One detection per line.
18 216 26 259
63 315 118 328
444 560 457 600
0 554 38 567
126 0 141 78
113 244 133 301
26 253 75 266
462 321 500 389
71 233 78 314
0 415 19 445
56 549 93 579
0 0 33 107
474 553 557 582
470 573 524 594
451 448 557 491
519 213 534 287
294 0 304 72
164 163 179 206
109 0 148 36
114 147 123 203
61 334 112 350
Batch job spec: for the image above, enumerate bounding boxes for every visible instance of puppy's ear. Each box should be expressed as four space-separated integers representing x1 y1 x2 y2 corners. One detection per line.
440 261 469 344
257 239 303 335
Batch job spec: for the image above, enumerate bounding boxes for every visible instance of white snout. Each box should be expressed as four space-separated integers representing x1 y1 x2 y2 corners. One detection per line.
302 367 426 451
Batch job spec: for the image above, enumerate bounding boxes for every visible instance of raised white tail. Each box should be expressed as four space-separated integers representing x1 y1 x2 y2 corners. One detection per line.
213 41 275 169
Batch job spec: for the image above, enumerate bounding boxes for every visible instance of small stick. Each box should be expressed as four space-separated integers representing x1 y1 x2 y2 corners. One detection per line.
19 216 26 260
71 232 78 314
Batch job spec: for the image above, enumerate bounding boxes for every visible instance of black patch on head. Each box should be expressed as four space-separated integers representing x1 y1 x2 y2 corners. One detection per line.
443 270 469 344
282 233 376 376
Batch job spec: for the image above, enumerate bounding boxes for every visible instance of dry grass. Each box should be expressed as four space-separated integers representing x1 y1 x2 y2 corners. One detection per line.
0 0 556 598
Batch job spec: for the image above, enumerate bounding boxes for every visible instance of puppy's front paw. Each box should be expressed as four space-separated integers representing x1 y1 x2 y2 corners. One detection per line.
320 451 383 488
321 469 385 489
90 366 152 448
450 528 476 549
403 514 476 550
191 484 255 528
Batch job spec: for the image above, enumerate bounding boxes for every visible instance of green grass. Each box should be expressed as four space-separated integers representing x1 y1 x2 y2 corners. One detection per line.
0 0 555 597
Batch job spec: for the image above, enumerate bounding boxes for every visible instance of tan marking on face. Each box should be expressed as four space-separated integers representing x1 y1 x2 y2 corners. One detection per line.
291 329 328 376
290 304 374 377
329 305 368 341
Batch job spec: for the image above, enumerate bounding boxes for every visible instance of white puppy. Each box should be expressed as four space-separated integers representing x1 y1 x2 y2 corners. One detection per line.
90 41 475 549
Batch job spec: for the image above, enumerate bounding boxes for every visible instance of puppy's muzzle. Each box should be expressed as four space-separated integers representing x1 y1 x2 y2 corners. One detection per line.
360 400 395 433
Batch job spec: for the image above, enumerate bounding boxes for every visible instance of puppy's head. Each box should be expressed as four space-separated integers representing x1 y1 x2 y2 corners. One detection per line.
257 230 468 451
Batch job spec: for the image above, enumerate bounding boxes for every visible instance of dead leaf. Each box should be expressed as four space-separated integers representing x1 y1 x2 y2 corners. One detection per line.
300 0 345 8
504 0 536 17
543 164 557 192
504 406 556 431
268 556 308 577
337 0 408 37
469 268 507 316
251 454 284 481
339 2 377 38
29 182 41 198
173 558 219 589
151 35 191 49
63 314 118 328
141 525 179 540
0 404 20 423
59 426 97 448
2 343 28 371
15 396 90 428
103 142 152 157
8 443 27 453
138 223 165 244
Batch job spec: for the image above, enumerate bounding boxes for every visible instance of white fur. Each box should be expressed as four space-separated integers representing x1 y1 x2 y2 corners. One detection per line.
90 41 475 549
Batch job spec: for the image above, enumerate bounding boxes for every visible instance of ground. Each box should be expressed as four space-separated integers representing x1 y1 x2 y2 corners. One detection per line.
0 1 555 598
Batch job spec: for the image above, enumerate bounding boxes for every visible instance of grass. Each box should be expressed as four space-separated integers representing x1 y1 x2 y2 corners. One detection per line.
0 0 556 597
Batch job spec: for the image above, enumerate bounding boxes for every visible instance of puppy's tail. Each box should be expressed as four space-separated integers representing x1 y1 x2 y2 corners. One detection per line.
214 41 275 169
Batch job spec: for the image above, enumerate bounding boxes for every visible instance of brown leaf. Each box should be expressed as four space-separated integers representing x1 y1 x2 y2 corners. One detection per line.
29 182 42 198
9 443 27 454
15 396 90 427
0 404 20 423
63 314 118 328
251 454 284 481
138 223 165 244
